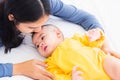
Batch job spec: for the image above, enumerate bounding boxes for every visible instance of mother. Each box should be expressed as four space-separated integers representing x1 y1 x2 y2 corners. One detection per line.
0 0 109 80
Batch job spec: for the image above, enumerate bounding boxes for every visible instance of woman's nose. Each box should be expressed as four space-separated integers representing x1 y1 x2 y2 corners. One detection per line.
34 27 41 32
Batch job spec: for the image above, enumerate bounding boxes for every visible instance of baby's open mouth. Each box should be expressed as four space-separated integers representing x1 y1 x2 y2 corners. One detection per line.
44 46 47 51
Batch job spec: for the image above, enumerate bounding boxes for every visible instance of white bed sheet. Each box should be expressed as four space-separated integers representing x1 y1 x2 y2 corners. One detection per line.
0 0 120 80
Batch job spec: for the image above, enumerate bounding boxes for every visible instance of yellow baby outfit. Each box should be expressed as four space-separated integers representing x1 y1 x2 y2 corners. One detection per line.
45 32 110 80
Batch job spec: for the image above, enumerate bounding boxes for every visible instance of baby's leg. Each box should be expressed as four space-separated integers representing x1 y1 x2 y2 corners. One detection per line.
103 55 120 80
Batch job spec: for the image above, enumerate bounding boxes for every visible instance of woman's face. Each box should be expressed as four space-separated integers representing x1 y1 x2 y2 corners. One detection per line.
16 15 49 34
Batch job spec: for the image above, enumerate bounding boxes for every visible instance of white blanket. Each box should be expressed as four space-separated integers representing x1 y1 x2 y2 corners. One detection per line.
0 0 120 80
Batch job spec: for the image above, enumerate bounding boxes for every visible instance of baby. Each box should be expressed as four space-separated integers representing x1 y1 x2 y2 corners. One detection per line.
32 24 120 80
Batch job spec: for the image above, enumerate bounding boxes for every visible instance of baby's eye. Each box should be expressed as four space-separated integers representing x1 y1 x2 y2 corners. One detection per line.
36 45 39 48
41 36 45 40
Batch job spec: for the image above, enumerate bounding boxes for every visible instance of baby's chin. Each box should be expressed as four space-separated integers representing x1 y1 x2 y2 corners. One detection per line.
40 48 54 57
46 52 52 57
41 52 52 58
46 48 55 56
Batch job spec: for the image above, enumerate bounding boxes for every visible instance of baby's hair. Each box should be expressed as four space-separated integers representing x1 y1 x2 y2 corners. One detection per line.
41 24 60 30
32 24 64 38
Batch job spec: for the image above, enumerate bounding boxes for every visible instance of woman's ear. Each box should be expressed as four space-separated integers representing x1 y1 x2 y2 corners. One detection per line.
8 14 14 21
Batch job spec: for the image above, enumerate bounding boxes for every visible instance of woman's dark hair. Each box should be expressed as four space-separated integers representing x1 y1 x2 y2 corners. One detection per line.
0 0 50 53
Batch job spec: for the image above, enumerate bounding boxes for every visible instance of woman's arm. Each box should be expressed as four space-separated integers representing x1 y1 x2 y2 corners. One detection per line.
49 0 103 31
13 59 55 80
0 59 55 80
0 63 13 77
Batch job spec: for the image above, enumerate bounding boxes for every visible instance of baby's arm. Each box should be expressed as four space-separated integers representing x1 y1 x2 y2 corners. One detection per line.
46 66 83 80
85 28 105 48
72 66 83 80
45 63 72 80
85 28 102 42
73 28 105 48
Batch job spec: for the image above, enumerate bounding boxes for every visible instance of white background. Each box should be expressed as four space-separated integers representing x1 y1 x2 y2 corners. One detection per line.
62 0 120 51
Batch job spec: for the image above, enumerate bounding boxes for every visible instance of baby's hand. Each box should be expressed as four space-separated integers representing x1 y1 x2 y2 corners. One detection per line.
85 28 102 42
72 66 83 80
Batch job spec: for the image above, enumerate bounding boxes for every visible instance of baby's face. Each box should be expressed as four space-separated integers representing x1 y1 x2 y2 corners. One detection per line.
32 27 62 57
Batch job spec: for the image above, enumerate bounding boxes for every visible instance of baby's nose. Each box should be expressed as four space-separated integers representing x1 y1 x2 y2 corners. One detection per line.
40 42 44 46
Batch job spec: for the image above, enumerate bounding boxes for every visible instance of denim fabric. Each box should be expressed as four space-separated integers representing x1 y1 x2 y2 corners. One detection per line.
49 0 103 31
0 63 13 77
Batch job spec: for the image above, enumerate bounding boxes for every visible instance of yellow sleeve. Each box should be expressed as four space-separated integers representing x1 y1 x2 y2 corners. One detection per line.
45 61 71 80
49 68 71 80
72 30 105 48
54 74 71 80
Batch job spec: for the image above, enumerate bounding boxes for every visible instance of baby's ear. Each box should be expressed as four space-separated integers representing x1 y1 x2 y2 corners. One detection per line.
55 28 62 38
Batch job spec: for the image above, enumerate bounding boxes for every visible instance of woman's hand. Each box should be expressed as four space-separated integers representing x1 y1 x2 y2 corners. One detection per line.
13 59 55 80
72 66 83 80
